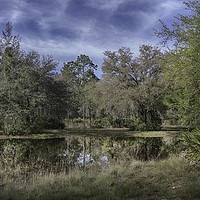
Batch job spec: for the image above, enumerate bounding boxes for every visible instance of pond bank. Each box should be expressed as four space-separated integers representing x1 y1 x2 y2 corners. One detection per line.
0 126 185 139
0 127 196 200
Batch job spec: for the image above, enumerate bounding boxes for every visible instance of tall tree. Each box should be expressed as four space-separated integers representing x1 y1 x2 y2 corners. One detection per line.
61 54 98 126
0 23 70 134
91 45 165 130
0 22 24 133
155 0 200 128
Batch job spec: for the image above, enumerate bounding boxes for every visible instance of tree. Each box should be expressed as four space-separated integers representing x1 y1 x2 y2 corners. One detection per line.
0 22 25 133
61 54 98 126
90 45 166 130
132 45 166 129
0 23 70 134
155 0 200 128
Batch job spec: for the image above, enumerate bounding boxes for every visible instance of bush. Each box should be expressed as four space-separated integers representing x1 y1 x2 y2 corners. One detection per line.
44 118 65 129
181 129 200 164
3 122 43 135
110 118 125 128
93 118 136 129
3 117 47 135
92 118 111 128
124 118 136 130
92 117 161 131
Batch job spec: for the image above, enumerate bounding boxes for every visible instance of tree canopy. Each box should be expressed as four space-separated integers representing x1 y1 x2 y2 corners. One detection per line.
156 0 200 128
0 23 70 134
88 45 166 130
0 0 200 135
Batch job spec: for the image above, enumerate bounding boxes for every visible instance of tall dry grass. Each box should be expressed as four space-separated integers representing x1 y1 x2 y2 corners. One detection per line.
1 155 200 200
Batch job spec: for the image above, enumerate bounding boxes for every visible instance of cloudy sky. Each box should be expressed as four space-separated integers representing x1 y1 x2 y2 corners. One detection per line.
0 0 186 76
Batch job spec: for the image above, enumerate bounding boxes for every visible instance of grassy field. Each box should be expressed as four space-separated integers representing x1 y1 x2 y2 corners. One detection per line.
0 155 200 200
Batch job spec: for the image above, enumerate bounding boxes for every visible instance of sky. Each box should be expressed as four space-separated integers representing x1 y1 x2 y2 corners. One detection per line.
0 0 186 77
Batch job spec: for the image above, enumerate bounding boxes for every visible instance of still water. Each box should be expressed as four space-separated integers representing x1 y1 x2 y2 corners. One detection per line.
0 135 180 177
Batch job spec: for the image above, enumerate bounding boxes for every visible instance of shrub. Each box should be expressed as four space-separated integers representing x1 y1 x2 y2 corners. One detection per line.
44 118 65 129
110 118 125 128
124 118 136 130
181 129 200 164
92 118 111 128
3 117 46 135
3 123 42 135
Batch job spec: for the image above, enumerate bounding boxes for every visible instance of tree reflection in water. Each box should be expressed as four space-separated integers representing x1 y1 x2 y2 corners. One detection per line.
0 135 180 179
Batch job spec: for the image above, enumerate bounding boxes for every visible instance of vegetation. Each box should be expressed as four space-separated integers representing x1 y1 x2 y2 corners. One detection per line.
1 156 200 200
181 129 200 164
0 23 70 135
0 1 200 199
1 1 200 134
155 0 200 163
156 0 200 129
60 54 98 127
88 45 166 131
0 0 199 160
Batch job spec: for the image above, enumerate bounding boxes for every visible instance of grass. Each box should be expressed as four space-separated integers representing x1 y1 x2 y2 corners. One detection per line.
1 155 200 200
0 125 185 139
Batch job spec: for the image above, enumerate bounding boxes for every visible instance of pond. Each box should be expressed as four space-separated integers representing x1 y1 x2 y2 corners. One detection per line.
0 134 181 179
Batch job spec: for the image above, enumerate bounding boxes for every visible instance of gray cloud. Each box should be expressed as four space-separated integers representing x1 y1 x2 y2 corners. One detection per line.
0 0 185 76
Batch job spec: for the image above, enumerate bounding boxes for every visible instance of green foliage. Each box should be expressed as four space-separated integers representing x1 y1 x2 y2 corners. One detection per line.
156 1 200 163
155 0 200 164
92 118 135 129
94 118 136 129
91 117 161 131
92 118 111 128
89 45 165 130
0 23 70 135
181 129 200 164
3 117 47 135
61 54 98 122
2 155 200 200
43 118 65 129
157 0 200 128
123 118 136 130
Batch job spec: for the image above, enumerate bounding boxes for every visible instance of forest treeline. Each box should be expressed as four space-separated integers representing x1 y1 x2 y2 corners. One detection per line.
0 1 199 135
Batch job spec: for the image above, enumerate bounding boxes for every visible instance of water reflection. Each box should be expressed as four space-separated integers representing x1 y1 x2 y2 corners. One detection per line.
0 135 181 178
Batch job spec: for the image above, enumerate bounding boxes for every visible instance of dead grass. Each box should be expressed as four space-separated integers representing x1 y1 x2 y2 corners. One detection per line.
0 155 200 200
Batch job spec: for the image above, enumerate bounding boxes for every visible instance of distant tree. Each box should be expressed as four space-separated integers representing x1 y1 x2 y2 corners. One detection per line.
91 45 166 130
132 45 166 129
61 54 98 126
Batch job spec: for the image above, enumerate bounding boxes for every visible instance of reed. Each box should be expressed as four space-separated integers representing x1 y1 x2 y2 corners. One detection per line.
1 155 200 200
